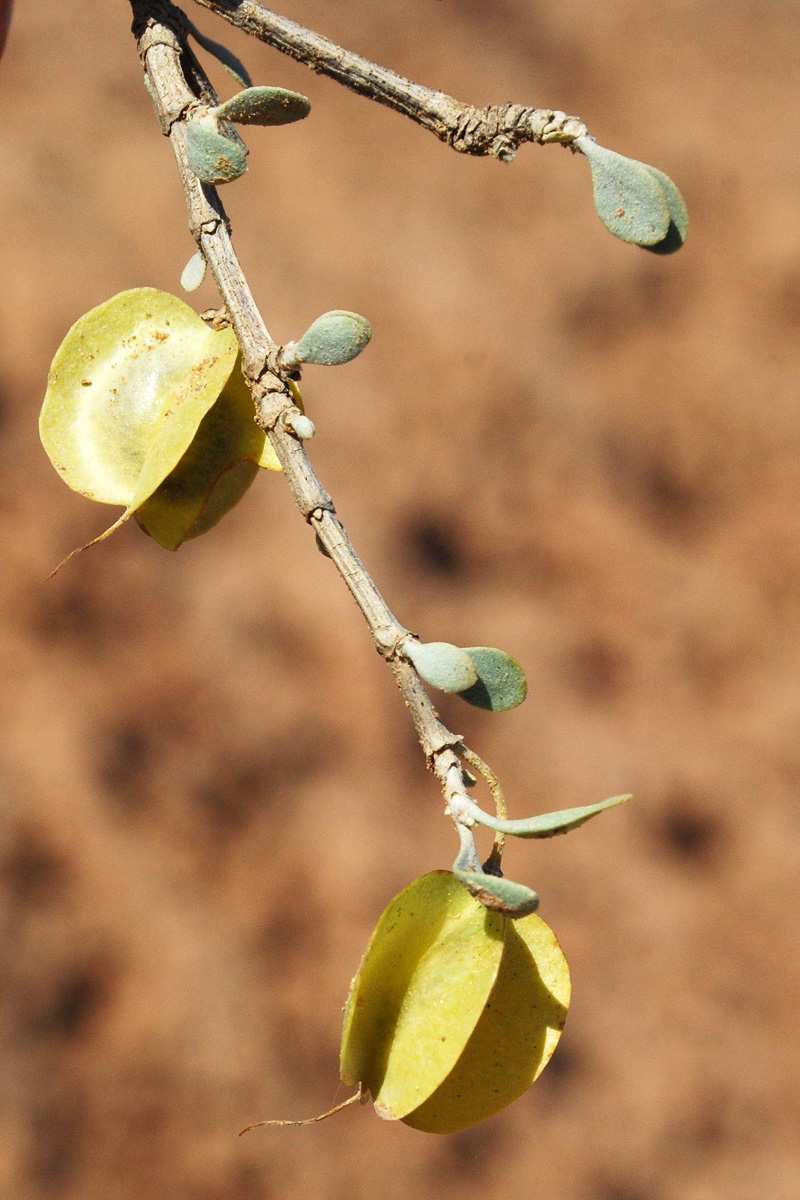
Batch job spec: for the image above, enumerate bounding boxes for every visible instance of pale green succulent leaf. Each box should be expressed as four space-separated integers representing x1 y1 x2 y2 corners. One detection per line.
405 640 478 693
454 819 538 918
576 136 671 247
216 86 310 126
453 866 539 919
288 310 372 367
185 120 248 184
458 646 527 712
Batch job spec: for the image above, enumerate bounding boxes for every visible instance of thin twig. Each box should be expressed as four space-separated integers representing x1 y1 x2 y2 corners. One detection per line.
129 0 470 808
189 0 587 161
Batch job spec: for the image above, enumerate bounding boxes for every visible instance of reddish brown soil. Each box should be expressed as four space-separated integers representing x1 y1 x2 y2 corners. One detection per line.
1 3 799 1199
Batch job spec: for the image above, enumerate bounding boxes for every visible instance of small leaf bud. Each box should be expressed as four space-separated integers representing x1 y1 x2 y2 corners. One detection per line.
180 251 207 293
286 412 316 440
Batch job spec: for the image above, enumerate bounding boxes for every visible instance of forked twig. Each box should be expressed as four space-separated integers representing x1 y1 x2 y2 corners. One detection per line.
189 0 588 161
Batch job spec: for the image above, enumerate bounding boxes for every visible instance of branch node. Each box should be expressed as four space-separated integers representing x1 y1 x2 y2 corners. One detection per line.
199 306 231 330
134 18 183 57
254 387 292 432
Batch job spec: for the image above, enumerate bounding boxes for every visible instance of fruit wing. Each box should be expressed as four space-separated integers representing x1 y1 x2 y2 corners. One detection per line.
40 288 238 508
133 357 281 549
403 911 570 1133
340 871 505 1121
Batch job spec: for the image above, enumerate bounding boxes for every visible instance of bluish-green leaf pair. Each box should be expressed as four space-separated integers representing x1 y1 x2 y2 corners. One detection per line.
404 640 528 712
185 86 310 186
576 135 688 253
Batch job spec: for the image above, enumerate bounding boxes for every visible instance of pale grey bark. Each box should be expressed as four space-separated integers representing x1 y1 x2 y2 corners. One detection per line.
189 0 588 161
130 0 471 820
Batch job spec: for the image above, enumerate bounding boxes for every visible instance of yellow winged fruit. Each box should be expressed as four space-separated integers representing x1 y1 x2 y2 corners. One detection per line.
340 871 570 1134
40 288 282 555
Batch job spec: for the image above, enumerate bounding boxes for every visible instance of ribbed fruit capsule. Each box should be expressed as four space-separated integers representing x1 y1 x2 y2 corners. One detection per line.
340 871 570 1134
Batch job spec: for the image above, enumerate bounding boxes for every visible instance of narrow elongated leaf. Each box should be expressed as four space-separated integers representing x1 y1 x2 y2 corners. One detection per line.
216 86 310 126
405 640 478 693
285 311 372 367
458 646 527 712
187 21 252 88
466 793 631 839
576 136 671 247
340 872 505 1121
185 119 248 184
404 914 570 1133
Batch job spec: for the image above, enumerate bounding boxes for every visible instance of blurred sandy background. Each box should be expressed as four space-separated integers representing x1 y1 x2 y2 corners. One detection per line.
0 2 799 1198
